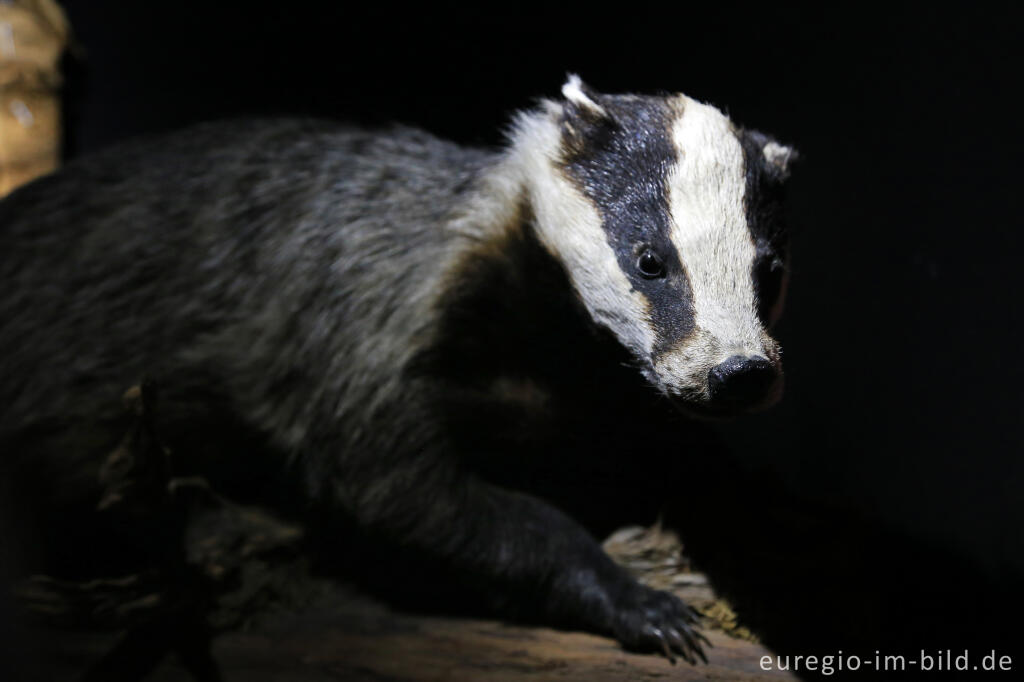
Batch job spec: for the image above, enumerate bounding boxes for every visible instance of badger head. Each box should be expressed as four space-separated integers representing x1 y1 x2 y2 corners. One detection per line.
512 75 796 417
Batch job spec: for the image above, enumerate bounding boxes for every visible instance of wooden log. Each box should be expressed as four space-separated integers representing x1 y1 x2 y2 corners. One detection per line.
0 0 68 196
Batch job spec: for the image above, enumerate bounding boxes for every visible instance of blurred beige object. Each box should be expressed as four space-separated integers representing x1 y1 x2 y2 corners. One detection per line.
0 0 68 197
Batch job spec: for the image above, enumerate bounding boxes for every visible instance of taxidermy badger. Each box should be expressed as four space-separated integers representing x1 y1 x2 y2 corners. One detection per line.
0 76 794 664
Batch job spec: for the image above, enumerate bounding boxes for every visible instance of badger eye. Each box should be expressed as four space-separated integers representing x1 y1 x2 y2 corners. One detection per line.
636 248 665 279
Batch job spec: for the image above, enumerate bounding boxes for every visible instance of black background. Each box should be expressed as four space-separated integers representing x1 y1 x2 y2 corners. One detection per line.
56 0 1023 657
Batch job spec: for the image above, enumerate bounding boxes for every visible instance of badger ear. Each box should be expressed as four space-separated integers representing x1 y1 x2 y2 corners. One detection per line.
559 74 615 152
561 74 608 119
762 141 798 179
744 129 798 181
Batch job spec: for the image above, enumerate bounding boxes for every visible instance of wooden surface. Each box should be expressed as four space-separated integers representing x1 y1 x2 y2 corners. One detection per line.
15 528 797 681
23 583 796 682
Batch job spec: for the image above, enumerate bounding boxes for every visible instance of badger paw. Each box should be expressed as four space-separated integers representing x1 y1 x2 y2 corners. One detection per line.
612 585 710 665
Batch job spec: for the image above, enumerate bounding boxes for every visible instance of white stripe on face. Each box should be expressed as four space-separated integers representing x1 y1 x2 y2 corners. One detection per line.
514 111 655 357
656 97 770 395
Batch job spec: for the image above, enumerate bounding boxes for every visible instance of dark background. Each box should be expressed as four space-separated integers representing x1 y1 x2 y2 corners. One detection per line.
54 0 1022 659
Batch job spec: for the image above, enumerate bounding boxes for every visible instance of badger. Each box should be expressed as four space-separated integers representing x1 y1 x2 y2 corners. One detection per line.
0 76 794 664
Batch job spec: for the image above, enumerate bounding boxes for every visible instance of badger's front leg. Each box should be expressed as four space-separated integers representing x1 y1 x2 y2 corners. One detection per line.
471 484 708 664
340 447 707 664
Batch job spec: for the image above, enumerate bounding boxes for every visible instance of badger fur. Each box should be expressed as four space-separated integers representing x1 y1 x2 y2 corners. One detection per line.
0 76 794 664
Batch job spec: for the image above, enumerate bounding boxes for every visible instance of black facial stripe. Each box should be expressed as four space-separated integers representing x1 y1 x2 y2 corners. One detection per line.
740 129 791 320
557 95 695 359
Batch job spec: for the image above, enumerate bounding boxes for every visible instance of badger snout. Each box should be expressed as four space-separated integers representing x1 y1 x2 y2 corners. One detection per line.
707 354 779 410
653 336 784 417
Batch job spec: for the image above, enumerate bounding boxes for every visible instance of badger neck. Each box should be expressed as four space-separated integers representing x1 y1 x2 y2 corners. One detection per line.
427 121 639 398
501 104 581 257
443 104 582 254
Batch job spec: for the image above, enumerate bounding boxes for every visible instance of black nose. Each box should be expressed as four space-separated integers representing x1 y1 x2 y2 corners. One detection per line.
707 355 776 406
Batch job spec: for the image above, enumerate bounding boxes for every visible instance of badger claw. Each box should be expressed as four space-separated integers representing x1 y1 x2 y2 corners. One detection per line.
667 626 701 664
612 586 708 664
648 626 676 663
